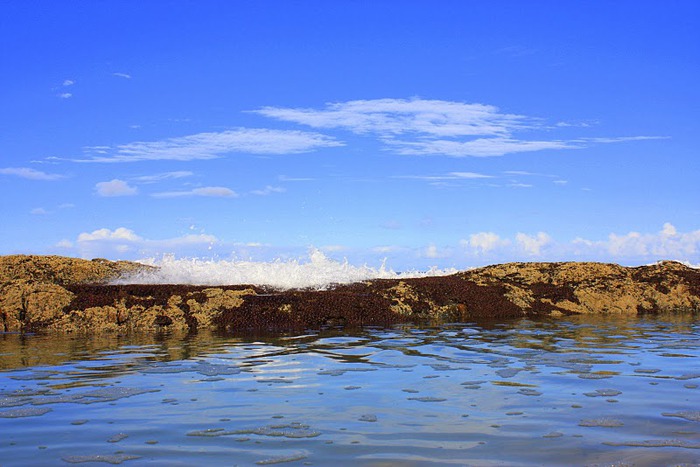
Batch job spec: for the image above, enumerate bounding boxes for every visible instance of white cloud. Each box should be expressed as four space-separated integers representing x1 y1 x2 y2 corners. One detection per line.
255 98 532 137
423 244 452 259
278 175 315 182
387 137 576 157
30 208 48 215
56 239 73 249
71 227 218 259
113 72 132 79
373 245 401 254
59 93 73 99
74 128 343 163
596 223 700 258
396 171 492 181
661 222 677 236
466 232 511 254
425 244 440 258
152 186 238 198
515 232 552 255
575 136 670 144
78 227 142 243
321 245 347 252
95 179 138 197
63 79 75 86
254 98 665 158
0 167 64 180
132 171 194 183
251 185 286 196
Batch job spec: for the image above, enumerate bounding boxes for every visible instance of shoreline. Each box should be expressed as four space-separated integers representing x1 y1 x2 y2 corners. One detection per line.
1 255 698 333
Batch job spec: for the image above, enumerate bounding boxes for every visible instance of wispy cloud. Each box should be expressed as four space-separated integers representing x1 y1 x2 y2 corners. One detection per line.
254 98 666 158
278 175 315 182
152 186 238 198
255 98 532 138
113 72 132 79
95 179 138 197
396 171 492 181
574 136 670 144
132 171 194 183
72 128 343 163
62 79 75 86
58 93 73 99
0 167 65 180
385 137 575 157
251 185 286 196
380 219 403 230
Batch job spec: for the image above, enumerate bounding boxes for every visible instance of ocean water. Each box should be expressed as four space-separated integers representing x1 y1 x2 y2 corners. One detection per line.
1 314 699 466
117 250 459 289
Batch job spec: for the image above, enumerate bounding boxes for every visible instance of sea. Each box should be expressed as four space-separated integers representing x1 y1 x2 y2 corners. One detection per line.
1 256 699 466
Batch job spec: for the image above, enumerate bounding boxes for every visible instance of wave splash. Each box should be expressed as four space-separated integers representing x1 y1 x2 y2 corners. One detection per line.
116 249 458 289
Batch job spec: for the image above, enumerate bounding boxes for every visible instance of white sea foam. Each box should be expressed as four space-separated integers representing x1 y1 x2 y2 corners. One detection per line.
116 249 458 289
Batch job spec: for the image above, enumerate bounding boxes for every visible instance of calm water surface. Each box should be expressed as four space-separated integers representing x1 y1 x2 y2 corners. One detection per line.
1 314 699 466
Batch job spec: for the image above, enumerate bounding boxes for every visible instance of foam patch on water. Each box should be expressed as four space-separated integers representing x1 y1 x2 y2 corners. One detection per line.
116 250 458 289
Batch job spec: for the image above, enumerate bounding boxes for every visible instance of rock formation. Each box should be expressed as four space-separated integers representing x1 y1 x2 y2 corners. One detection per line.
1 255 698 333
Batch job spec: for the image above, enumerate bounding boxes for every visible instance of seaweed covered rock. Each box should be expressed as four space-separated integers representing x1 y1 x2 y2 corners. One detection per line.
458 261 700 316
0 255 698 333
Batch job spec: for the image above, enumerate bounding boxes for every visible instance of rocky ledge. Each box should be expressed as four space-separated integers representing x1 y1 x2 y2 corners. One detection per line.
1 255 698 333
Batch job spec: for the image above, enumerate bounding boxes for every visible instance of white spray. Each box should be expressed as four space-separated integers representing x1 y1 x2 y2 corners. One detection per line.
115 249 458 290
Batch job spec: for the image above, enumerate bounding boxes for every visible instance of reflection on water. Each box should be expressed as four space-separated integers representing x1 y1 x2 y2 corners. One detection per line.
1 314 699 466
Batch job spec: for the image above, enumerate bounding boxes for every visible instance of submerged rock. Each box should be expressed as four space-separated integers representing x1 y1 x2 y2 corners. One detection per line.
0 255 698 333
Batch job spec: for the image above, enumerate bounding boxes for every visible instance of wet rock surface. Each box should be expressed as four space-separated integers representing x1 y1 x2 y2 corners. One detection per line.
1 255 698 333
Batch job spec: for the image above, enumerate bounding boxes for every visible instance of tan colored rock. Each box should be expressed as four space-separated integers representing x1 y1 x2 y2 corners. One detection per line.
384 281 420 316
0 280 75 331
0 255 150 285
0 255 697 332
186 288 255 328
460 260 699 316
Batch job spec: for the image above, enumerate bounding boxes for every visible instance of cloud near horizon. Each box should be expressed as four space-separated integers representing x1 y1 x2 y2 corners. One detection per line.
64 227 219 258
53 223 700 267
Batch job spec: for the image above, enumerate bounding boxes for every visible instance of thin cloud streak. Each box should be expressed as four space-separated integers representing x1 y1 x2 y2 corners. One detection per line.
395 171 493 181
72 128 343 163
251 185 286 196
132 171 194 183
385 137 576 157
151 186 238 198
0 167 65 181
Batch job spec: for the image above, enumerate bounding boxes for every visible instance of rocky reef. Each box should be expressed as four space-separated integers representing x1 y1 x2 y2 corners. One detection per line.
1 255 698 333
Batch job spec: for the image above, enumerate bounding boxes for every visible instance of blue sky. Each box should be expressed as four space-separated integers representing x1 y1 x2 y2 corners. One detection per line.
1 0 699 269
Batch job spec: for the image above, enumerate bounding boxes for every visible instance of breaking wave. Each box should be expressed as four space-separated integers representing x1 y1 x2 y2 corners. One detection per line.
116 249 458 289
